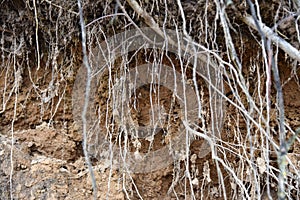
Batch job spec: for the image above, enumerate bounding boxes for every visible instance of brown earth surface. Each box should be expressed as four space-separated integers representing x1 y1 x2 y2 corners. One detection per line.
1 0 300 199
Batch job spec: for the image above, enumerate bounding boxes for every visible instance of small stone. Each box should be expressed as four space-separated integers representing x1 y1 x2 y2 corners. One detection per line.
20 164 27 170
192 178 199 186
28 142 34 147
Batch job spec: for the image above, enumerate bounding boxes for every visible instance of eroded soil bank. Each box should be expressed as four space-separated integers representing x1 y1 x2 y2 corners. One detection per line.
1 0 300 199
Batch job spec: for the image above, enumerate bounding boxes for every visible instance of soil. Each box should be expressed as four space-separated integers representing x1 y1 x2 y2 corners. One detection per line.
1 0 300 199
